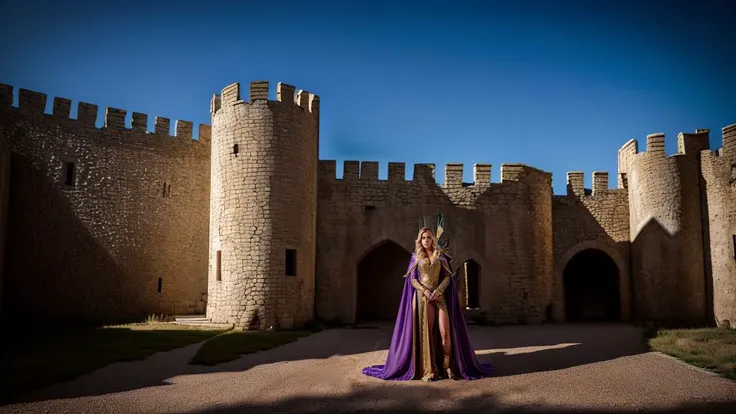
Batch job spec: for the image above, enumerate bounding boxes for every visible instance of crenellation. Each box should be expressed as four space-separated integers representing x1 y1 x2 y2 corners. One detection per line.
18 89 46 114
388 162 405 182
250 81 269 102
309 94 320 114
473 163 491 186
360 161 378 181
198 124 212 143
52 97 71 118
155 117 170 135
277 83 296 104
445 163 463 187
343 161 359 181
132 112 147 131
677 129 710 157
77 102 98 126
592 171 609 196
646 133 665 154
104 107 126 129
319 160 337 180
722 123 736 160
210 94 221 114
297 90 310 110
221 82 240 106
175 120 193 139
566 171 584 196
0 83 11 108
413 163 435 182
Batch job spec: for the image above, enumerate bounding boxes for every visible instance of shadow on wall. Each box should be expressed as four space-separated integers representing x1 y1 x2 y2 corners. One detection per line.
2 153 134 326
631 217 707 328
7 323 651 404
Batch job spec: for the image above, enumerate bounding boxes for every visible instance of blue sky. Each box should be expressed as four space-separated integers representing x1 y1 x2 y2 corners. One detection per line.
1 0 734 194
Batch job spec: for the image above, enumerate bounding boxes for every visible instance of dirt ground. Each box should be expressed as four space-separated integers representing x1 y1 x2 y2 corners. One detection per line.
2 323 736 413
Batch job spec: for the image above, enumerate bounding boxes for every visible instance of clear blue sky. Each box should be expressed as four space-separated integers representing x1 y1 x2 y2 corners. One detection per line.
1 0 733 194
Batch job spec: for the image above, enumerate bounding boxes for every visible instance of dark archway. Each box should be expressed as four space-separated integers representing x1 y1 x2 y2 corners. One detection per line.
457 259 480 309
563 248 621 322
356 241 412 322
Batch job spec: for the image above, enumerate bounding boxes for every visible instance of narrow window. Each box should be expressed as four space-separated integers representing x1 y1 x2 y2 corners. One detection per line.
733 235 736 259
364 205 375 212
64 161 75 186
157 277 163 293
216 250 222 281
167 184 171 198
233 144 239 157
285 249 297 276
163 182 167 197
465 260 480 309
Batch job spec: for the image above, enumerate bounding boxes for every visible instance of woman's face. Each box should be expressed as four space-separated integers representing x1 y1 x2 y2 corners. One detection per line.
421 231 433 250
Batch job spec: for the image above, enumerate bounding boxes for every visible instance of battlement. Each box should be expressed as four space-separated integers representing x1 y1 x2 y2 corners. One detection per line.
0 83 211 144
210 81 320 115
617 128 718 161
318 160 552 188
566 171 613 197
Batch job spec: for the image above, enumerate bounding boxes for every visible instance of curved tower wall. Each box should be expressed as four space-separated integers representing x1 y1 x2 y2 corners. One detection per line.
621 132 708 326
207 81 319 330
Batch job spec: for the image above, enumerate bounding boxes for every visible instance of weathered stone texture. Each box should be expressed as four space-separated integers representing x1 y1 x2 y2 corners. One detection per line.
620 132 708 326
702 123 736 327
0 85 210 324
552 172 631 322
207 81 318 330
1 78 734 330
317 162 554 325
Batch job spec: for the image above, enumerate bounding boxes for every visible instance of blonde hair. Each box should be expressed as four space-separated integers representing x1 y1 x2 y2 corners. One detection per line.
415 227 440 263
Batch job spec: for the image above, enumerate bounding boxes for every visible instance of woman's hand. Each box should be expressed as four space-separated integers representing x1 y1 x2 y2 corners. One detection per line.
429 290 439 301
423 289 432 300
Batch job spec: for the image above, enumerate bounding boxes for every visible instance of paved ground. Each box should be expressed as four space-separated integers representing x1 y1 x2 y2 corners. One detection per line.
2 323 736 413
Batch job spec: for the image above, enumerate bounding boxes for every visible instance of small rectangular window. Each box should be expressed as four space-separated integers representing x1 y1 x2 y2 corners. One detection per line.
64 162 75 186
733 235 736 259
157 277 163 293
216 250 222 281
285 249 297 276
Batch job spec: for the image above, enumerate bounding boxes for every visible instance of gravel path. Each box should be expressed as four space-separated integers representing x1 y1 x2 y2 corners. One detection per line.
2 323 735 413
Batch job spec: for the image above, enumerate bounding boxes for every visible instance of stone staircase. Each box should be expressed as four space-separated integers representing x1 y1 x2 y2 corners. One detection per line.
173 315 234 330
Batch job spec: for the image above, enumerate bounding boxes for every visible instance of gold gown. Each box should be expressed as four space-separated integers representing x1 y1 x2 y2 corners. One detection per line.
409 256 455 381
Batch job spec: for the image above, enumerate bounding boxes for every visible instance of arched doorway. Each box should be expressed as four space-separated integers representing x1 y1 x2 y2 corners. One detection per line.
457 259 481 309
563 248 621 322
356 241 412 322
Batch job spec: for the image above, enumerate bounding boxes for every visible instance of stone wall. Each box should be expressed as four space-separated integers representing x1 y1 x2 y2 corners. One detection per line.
0 84 210 324
552 171 631 322
316 162 554 325
207 81 319 330
619 131 709 326
701 123 736 327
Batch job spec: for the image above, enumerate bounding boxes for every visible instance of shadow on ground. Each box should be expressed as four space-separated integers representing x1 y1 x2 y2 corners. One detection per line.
4 322 650 405
198 384 736 414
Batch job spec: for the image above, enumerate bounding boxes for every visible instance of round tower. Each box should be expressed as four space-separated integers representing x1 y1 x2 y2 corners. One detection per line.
207 81 319 330
620 131 708 326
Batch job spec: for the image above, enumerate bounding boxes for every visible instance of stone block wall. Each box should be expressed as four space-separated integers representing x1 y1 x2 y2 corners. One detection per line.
552 171 631 322
0 84 210 324
701 123 736 327
207 81 319 330
619 130 709 326
316 161 554 325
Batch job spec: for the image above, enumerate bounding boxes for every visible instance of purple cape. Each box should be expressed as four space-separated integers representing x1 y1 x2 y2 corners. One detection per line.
362 252 495 380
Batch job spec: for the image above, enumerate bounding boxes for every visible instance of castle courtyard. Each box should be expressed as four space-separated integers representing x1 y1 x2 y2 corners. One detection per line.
2 323 735 413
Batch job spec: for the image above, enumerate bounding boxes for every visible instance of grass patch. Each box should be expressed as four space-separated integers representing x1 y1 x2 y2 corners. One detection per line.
0 321 227 403
190 329 313 366
649 327 736 380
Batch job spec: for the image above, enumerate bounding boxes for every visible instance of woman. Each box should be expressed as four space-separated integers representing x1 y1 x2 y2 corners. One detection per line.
362 226 495 381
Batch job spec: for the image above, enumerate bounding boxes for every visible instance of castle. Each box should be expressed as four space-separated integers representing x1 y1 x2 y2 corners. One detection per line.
0 80 734 330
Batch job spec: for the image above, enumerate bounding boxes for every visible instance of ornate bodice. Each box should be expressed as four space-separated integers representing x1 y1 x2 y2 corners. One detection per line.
418 258 442 289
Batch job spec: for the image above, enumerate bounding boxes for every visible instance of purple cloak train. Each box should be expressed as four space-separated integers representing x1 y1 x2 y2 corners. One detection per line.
362 252 495 380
